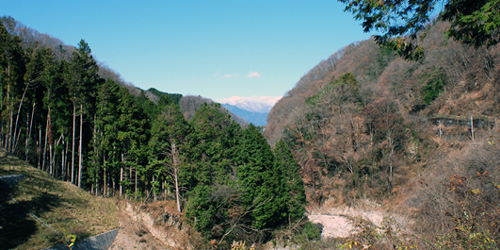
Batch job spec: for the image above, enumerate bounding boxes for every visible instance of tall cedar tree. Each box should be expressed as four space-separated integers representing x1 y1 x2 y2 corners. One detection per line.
236 124 276 229
182 103 243 238
148 96 191 210
89 78 121 194
273 139 306 222
67 39 99 187
0 21 26 151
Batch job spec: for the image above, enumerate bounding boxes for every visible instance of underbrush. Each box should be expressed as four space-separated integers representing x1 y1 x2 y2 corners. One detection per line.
0 149 118 249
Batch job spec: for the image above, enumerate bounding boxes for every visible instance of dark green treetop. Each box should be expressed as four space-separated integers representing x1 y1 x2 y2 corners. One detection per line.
339 0 500 60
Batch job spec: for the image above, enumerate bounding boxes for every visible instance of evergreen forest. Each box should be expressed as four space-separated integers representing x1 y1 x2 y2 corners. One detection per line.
0 17 307 247
2 0 500 247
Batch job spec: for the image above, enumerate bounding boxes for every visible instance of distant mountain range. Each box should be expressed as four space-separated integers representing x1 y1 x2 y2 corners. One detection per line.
221 104 268 126
216 96 282 125
216 96 281 113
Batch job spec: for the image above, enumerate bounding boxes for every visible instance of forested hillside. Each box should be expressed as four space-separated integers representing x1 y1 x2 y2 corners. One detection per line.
0 17 309 249
3 5 500 248
266 20 500 248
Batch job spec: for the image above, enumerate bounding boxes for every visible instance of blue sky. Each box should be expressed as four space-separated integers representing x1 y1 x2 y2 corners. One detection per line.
2 1 373 101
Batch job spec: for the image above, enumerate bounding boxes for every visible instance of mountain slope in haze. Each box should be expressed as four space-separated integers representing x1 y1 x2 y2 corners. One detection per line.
221 104 268 126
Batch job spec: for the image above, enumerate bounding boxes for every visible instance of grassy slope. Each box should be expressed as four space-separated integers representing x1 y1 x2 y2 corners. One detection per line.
0 148 118 250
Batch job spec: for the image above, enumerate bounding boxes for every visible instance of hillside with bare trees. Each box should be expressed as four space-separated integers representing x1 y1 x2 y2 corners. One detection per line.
265 20 500 248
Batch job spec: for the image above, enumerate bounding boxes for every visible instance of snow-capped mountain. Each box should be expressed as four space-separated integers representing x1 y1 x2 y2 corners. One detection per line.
215 96 281 113
216 96 282 126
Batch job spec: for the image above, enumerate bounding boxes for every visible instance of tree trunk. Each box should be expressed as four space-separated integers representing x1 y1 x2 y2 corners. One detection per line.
120 166 123 197
103 166 107 197
172 143 181 213
25 112 28 160
13 126 22 153
8 109 13 151
153 176 157 201
120 153 124 197
49 144 53 176
78 104 83 188
71 105 76 184
38 127 41 169
26 103 35 162
130 166 133 199
61 134 66 181
42 119 48 171
65 135 69 181
12 83 30 153
95 171 99 196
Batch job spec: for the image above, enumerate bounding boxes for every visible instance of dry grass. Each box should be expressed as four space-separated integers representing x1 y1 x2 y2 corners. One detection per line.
0 148 118 249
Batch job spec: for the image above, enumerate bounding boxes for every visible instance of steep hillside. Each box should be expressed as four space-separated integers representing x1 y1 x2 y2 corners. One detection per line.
265 20 500 247
0 148 118 250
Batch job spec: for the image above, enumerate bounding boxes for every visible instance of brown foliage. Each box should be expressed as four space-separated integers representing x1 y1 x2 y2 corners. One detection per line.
265 19 500 212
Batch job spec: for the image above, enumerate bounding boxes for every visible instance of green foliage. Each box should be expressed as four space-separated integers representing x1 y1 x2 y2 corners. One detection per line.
273 139 306 222
338 0 500 60
179 105 307 244
306 72 359 105
334 72 358 89
442 0 500 48
301 221 320 240
421 69 445 104
147 87 182 105
0 17 308 248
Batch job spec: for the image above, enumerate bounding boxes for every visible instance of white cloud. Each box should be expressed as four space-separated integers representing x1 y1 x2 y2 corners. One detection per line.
213 69 222 78
247 71 261 78
223 73 239 78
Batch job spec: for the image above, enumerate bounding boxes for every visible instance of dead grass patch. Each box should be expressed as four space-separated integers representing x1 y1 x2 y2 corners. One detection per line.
0 148 118 249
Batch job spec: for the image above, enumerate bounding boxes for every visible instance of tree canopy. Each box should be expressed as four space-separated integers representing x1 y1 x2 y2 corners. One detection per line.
338 0 500 60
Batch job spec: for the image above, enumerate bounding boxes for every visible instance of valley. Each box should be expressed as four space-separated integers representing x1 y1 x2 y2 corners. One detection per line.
2 1 500 249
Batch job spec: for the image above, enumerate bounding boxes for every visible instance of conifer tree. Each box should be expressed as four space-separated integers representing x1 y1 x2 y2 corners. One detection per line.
67 39 99 187
182 102 242 239
236 124 277 229
273 139 306 222
89 78 120 194
0 21 26 151
149 96 191 210
116 86 149 196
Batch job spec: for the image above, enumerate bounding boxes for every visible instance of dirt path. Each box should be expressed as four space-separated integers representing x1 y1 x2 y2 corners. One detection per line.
308 214 354 238
109 209 166 250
